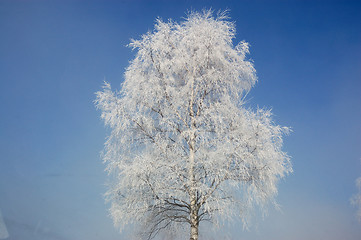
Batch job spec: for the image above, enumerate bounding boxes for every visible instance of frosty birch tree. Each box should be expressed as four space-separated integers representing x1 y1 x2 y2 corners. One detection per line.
96 10 292 240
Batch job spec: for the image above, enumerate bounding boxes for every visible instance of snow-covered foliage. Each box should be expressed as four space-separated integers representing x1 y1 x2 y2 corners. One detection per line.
96 10 292 240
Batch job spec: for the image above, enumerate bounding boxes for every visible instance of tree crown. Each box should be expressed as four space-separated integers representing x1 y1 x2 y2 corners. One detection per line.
96 9 291 239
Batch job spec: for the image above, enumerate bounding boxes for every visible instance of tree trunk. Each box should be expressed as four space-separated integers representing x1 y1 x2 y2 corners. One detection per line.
190 218 199 240
189 137 199 240
189 76 199 240
189 128 199 240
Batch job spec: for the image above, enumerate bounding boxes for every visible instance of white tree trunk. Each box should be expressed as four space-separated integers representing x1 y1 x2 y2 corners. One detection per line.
189 139 199 240
188 71 199 240
190 220 199 240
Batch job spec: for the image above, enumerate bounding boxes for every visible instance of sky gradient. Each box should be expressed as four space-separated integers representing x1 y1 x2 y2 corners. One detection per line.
0 0 360 239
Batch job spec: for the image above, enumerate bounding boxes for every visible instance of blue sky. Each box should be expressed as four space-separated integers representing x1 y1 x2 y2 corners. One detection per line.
0 0 360 239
